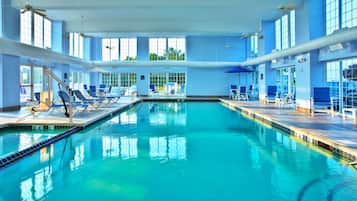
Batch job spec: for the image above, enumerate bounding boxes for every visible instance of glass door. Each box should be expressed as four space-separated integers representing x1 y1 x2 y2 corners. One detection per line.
276 66 296 99
20 65 43 104
20 65 32 103
33 67 43 94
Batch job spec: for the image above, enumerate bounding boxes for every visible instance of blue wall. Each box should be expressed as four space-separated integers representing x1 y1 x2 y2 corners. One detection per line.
52 21 64 53
186 67 239 96
0 0 20 41
186 36 247 62
0 55 20 110
137 37 149 61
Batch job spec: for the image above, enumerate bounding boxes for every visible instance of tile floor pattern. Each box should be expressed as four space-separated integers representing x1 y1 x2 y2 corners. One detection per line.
0 97 140 127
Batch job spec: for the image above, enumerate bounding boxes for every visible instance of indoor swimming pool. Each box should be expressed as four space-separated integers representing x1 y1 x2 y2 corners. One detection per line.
0 101 356 201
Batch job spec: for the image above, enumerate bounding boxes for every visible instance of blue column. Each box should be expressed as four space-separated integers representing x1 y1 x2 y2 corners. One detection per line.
137 37 149 61
0 1 20 111
260 20 275 55
90 72 99 86
90 37 102 61
295 0 325 111
258 21 276 100
309 0 325 40
84 37 91 61
0 55 20 111
52 21 64 53
0 0 20 41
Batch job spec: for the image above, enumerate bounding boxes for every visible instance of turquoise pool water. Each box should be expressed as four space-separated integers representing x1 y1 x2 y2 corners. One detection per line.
0 101 356 201
0 127 67 159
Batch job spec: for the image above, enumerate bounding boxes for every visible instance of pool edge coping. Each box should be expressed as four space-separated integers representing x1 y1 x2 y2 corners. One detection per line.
0 99 142 169
219 99 357 163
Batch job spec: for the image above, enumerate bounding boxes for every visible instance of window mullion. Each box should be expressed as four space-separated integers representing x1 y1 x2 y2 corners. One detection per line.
31 11 35 46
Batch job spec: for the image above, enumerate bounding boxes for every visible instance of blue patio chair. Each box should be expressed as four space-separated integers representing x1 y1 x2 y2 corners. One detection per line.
238 86 248 101
73 90 103 107
311 87 335 115
108 85 112 94
99 84 106 94
57 90 88 117
34 92 41 103
265 85 277 103
149 84 158 95
83 84 88 90
230 85 238 100
89 85 97 97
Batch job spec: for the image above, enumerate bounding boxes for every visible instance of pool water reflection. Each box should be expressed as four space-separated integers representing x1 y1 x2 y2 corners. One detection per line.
0 102 357 201
0 128 67 159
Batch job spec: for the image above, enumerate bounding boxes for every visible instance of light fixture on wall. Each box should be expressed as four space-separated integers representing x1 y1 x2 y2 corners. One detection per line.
297 57 307 63
328 43 344 52
296 55 307 63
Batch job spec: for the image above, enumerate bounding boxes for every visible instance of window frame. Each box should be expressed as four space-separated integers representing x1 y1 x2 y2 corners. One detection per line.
149 37 186 61
120 38 137 61
69 32 84 59
20 11 52 49
275 10 296 50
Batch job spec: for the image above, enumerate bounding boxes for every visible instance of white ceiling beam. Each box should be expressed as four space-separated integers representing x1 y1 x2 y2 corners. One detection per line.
0 37 90 67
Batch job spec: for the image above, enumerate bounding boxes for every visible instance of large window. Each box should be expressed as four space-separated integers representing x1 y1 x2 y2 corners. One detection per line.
326 61 341 99
20 65 43 103
102 38 119 61
69 72 89 90
120 73 137 87
101 73 119 87
149 38 167 61
34 13 43 48
150 73 167 90
290 10 296 47
326 0 340 35
326 0 357 35
342 0 357 28
275 19 282 51
275 67 296 97
281 15 289 50
326 58 357 112
44 18 52 49
249 34 259 57
167 38 185 60
20 11 32 45
102 38 137 61
69 32 84 58
149 38 186 61
20 11 51 49
168 72 186 85
149 72 186 95
100 72 137 88
120 38 137 61
275 10 295 50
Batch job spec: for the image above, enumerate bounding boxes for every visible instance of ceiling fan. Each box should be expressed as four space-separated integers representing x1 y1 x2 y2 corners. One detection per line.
277 3 296 12
240 32 264 39
21 3 47 16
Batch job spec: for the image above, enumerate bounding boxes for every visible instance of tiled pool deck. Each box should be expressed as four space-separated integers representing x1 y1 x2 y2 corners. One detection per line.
220 99 357 161
0 97 141 127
